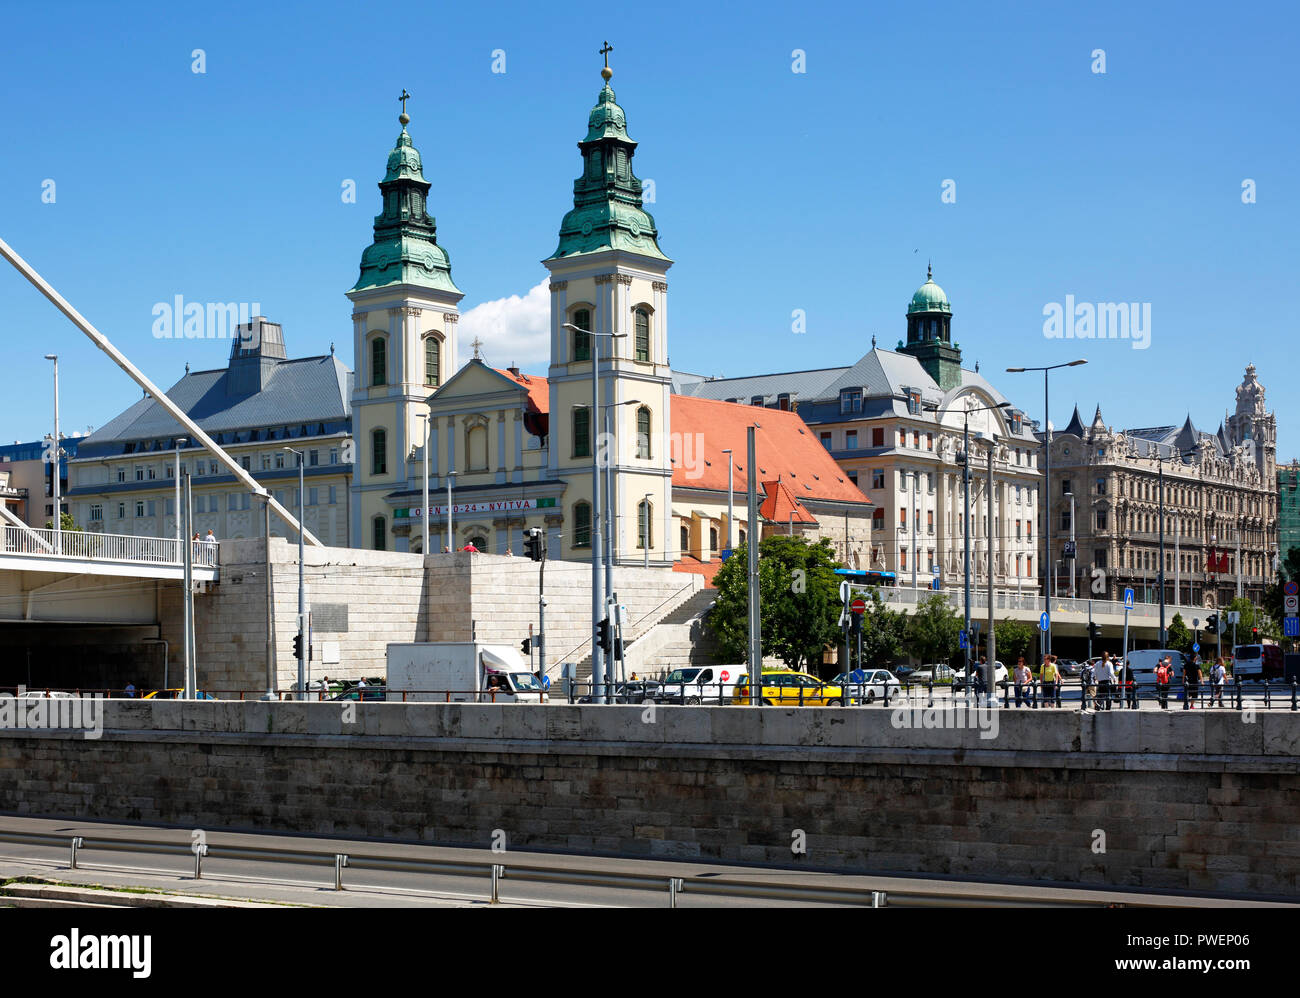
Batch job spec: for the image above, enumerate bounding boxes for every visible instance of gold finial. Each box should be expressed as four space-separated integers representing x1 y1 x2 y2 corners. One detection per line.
398 88 411 127
600 41 613 81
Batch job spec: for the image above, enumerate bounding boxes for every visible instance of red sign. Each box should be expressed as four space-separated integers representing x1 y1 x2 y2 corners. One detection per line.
720 670 730 682
850 598 867 615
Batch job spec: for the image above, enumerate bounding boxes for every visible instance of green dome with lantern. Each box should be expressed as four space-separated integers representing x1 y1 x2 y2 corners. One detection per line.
907 265 952 315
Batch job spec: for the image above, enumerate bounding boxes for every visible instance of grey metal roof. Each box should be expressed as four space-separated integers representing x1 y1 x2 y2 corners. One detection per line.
80 354 353 450
674 365 848 404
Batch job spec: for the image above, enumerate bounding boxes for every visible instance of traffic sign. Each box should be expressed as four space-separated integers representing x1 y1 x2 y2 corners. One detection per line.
1193 642 1201 653
1286 581 1299 596
1228 611 1241 625
1064 540 1076 558
959 630 968 650
932 565 940 576
1285 617 1300 638
839 581 851 604
1124 588 1134 609
1286 595 1299 615
850 597 867 615
932 578 941 591
1039 611 1050 632
720 669 730 682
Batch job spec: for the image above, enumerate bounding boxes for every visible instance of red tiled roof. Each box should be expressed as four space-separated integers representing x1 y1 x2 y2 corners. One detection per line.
760 480 817 524
494 368 549 415
668 395 870 506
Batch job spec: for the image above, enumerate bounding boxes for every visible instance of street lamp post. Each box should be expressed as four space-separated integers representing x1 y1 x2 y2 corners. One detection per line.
562 322 627 704
722 448 734 555
416 414 430 556
643 492 653 568
1006 359 1087 657
284 447 306 700
173 436 188 555
43 354 61 553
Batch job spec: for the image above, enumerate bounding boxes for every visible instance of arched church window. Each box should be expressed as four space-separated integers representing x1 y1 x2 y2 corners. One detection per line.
634 308 650 361
680 524 690 556
573 502 592 548
371 337 387 387
636 407 651 459
709 526 718 551
638 500 653 550
573 406 591 458
371 428 387 476
572 308 592 362
424 335 440 388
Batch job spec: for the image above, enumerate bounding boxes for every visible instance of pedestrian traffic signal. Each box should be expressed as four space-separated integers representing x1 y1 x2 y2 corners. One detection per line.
292 634 303 660
523 528 543 562
521 637 531 656
597 617 612 656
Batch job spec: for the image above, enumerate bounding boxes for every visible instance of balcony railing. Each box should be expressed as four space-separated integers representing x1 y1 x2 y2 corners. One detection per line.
1 526 217 567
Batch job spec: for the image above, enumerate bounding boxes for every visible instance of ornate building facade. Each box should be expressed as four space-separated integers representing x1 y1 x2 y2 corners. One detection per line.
1047 365 1278 608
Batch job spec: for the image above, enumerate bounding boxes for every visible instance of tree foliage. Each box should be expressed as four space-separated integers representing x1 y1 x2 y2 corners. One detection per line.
858 588 907 668
905 592 961 664
44 511 79 532
1166 612 1191 652
993 616 1035 663
1261 546 1300 643
707 535 843 672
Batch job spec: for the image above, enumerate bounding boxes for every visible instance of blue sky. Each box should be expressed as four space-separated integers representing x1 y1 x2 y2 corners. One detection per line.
2 0 1295 456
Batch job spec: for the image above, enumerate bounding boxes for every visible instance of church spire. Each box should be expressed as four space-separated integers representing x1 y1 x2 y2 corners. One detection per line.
546 46 669 263
352 92 460 294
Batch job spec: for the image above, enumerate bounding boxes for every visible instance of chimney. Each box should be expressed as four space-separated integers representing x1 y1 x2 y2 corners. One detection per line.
507 364 520 377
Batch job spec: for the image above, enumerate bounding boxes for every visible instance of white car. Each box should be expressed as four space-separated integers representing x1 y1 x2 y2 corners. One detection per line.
834 669 902 705
951 662 1008 689
18 690 75 699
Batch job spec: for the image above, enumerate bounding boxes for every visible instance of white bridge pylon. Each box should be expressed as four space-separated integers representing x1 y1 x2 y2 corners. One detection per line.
0 235 321 546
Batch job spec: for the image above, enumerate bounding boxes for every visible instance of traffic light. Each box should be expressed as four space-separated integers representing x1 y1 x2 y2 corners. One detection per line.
1205 613 1219 634
524 528 543 562
521 636 531 656
597 617 612 656
1088 622 1101 642
292 633 303 660
1252 626 1259 638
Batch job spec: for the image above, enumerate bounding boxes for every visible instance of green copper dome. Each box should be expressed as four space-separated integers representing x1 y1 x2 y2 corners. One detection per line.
907 267 951 315
546 74 669 263
352 115 460 295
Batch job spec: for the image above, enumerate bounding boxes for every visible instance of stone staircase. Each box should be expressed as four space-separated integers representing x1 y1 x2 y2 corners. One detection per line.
568 584 715 681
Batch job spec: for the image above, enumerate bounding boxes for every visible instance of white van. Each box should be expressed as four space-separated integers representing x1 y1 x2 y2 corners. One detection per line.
653 665 747 705
1124 649 1187 686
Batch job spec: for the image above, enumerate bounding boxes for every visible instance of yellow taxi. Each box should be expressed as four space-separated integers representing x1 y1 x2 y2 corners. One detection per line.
732 669 846 706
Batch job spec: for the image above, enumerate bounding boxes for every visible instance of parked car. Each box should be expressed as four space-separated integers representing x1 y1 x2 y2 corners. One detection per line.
329 682 386 702
1056 658 1082 677
578 681 660 704
832 669 902 705
18 690 75 699
654 666 745 704
909 663 956 684
732 670 846 706
951 663 1008 690
144 689 218 700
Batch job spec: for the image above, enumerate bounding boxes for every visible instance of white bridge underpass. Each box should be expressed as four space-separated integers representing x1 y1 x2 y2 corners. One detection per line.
0 526 218 625
858 585 1208 641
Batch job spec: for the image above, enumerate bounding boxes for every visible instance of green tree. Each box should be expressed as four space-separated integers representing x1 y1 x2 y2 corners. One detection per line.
905 592 961 664
859 588 907 668
1262 546 1300 642
44 511 79 532
1224 596 1277 643
1166 612 1191 652
994 617 1034 664
707 535 843 672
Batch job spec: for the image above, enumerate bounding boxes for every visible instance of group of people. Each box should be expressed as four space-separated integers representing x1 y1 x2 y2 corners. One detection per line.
1079 652 1137 710
1010 655 1067 707
190 529 218 565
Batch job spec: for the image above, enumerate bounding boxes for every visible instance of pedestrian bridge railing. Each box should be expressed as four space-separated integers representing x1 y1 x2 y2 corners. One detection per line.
867 585 1200 623
1 525 218 568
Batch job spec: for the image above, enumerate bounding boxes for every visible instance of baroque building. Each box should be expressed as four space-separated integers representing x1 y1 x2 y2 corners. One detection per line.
1048 364 1278 608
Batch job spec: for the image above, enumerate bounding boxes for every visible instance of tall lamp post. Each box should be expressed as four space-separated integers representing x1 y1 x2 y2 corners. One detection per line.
284 446 306 700
43 354 61 553
642 492 653 569
958 401 1011 680
1006 359 1087 656
415 413 430 556
562 322 627 704
173 436 188 554
722 447 734 556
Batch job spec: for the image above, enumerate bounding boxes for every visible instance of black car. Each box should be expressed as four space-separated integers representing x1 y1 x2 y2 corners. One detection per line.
329 683 386 702
578 681 660 704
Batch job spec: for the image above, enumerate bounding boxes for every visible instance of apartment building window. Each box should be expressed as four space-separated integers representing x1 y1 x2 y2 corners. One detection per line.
241 456 251 471
147 467 156 480
1016 519 1022 540
1095 549 1108 569
116 467 126 483
1096 477 1106 495
135 467 144 481
912 431 920 448
926 433 933 451
845 430 858 450
261 454 271 471
899 509 907 529
872 509 884 530
1061 511 1071 531
309 450 319 467
117 503 125 519
900 548 907 570
328 486 337 505
839 389 862 414
1097 510 1108 530
927 511 934 534
330 449 339 465
308 487 318 506
872 427 884 447
777 393 790 411
849 472 858 487
135 501 145 517
872 469 885 490
906 390 921 415
1061 479 1072 496
209 461 218 475
89 504 102 522
750 395 764 407
820 431 832 450
275 453 285 470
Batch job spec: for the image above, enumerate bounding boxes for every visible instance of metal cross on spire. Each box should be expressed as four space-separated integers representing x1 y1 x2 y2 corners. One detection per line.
399 88 411 115
600 41 613 67
471 336 484 360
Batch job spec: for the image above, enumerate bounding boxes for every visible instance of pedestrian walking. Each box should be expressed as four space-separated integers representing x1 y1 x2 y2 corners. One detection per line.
1210 657 1226 707
1040 655 1061 705
124 680 136 699
1155 657 1171 709
1122 661 1137 709
1014 657 1032 708
203 528 218 565
1080 659 1096 709
1185 655 1202 708
1094 653 1114 710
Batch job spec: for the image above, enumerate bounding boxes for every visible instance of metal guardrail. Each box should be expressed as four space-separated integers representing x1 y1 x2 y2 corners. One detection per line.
1 525 217 567
0 829 1154 907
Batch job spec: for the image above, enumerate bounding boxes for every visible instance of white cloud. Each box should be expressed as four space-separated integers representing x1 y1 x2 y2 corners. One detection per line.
457 278 550 371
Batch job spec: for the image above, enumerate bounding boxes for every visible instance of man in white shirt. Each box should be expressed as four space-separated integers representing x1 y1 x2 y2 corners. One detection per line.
1095 653 1115 711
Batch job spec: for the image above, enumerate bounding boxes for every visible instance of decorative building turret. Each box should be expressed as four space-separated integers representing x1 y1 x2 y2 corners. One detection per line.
1227 364 1277 477
899 264 962 391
